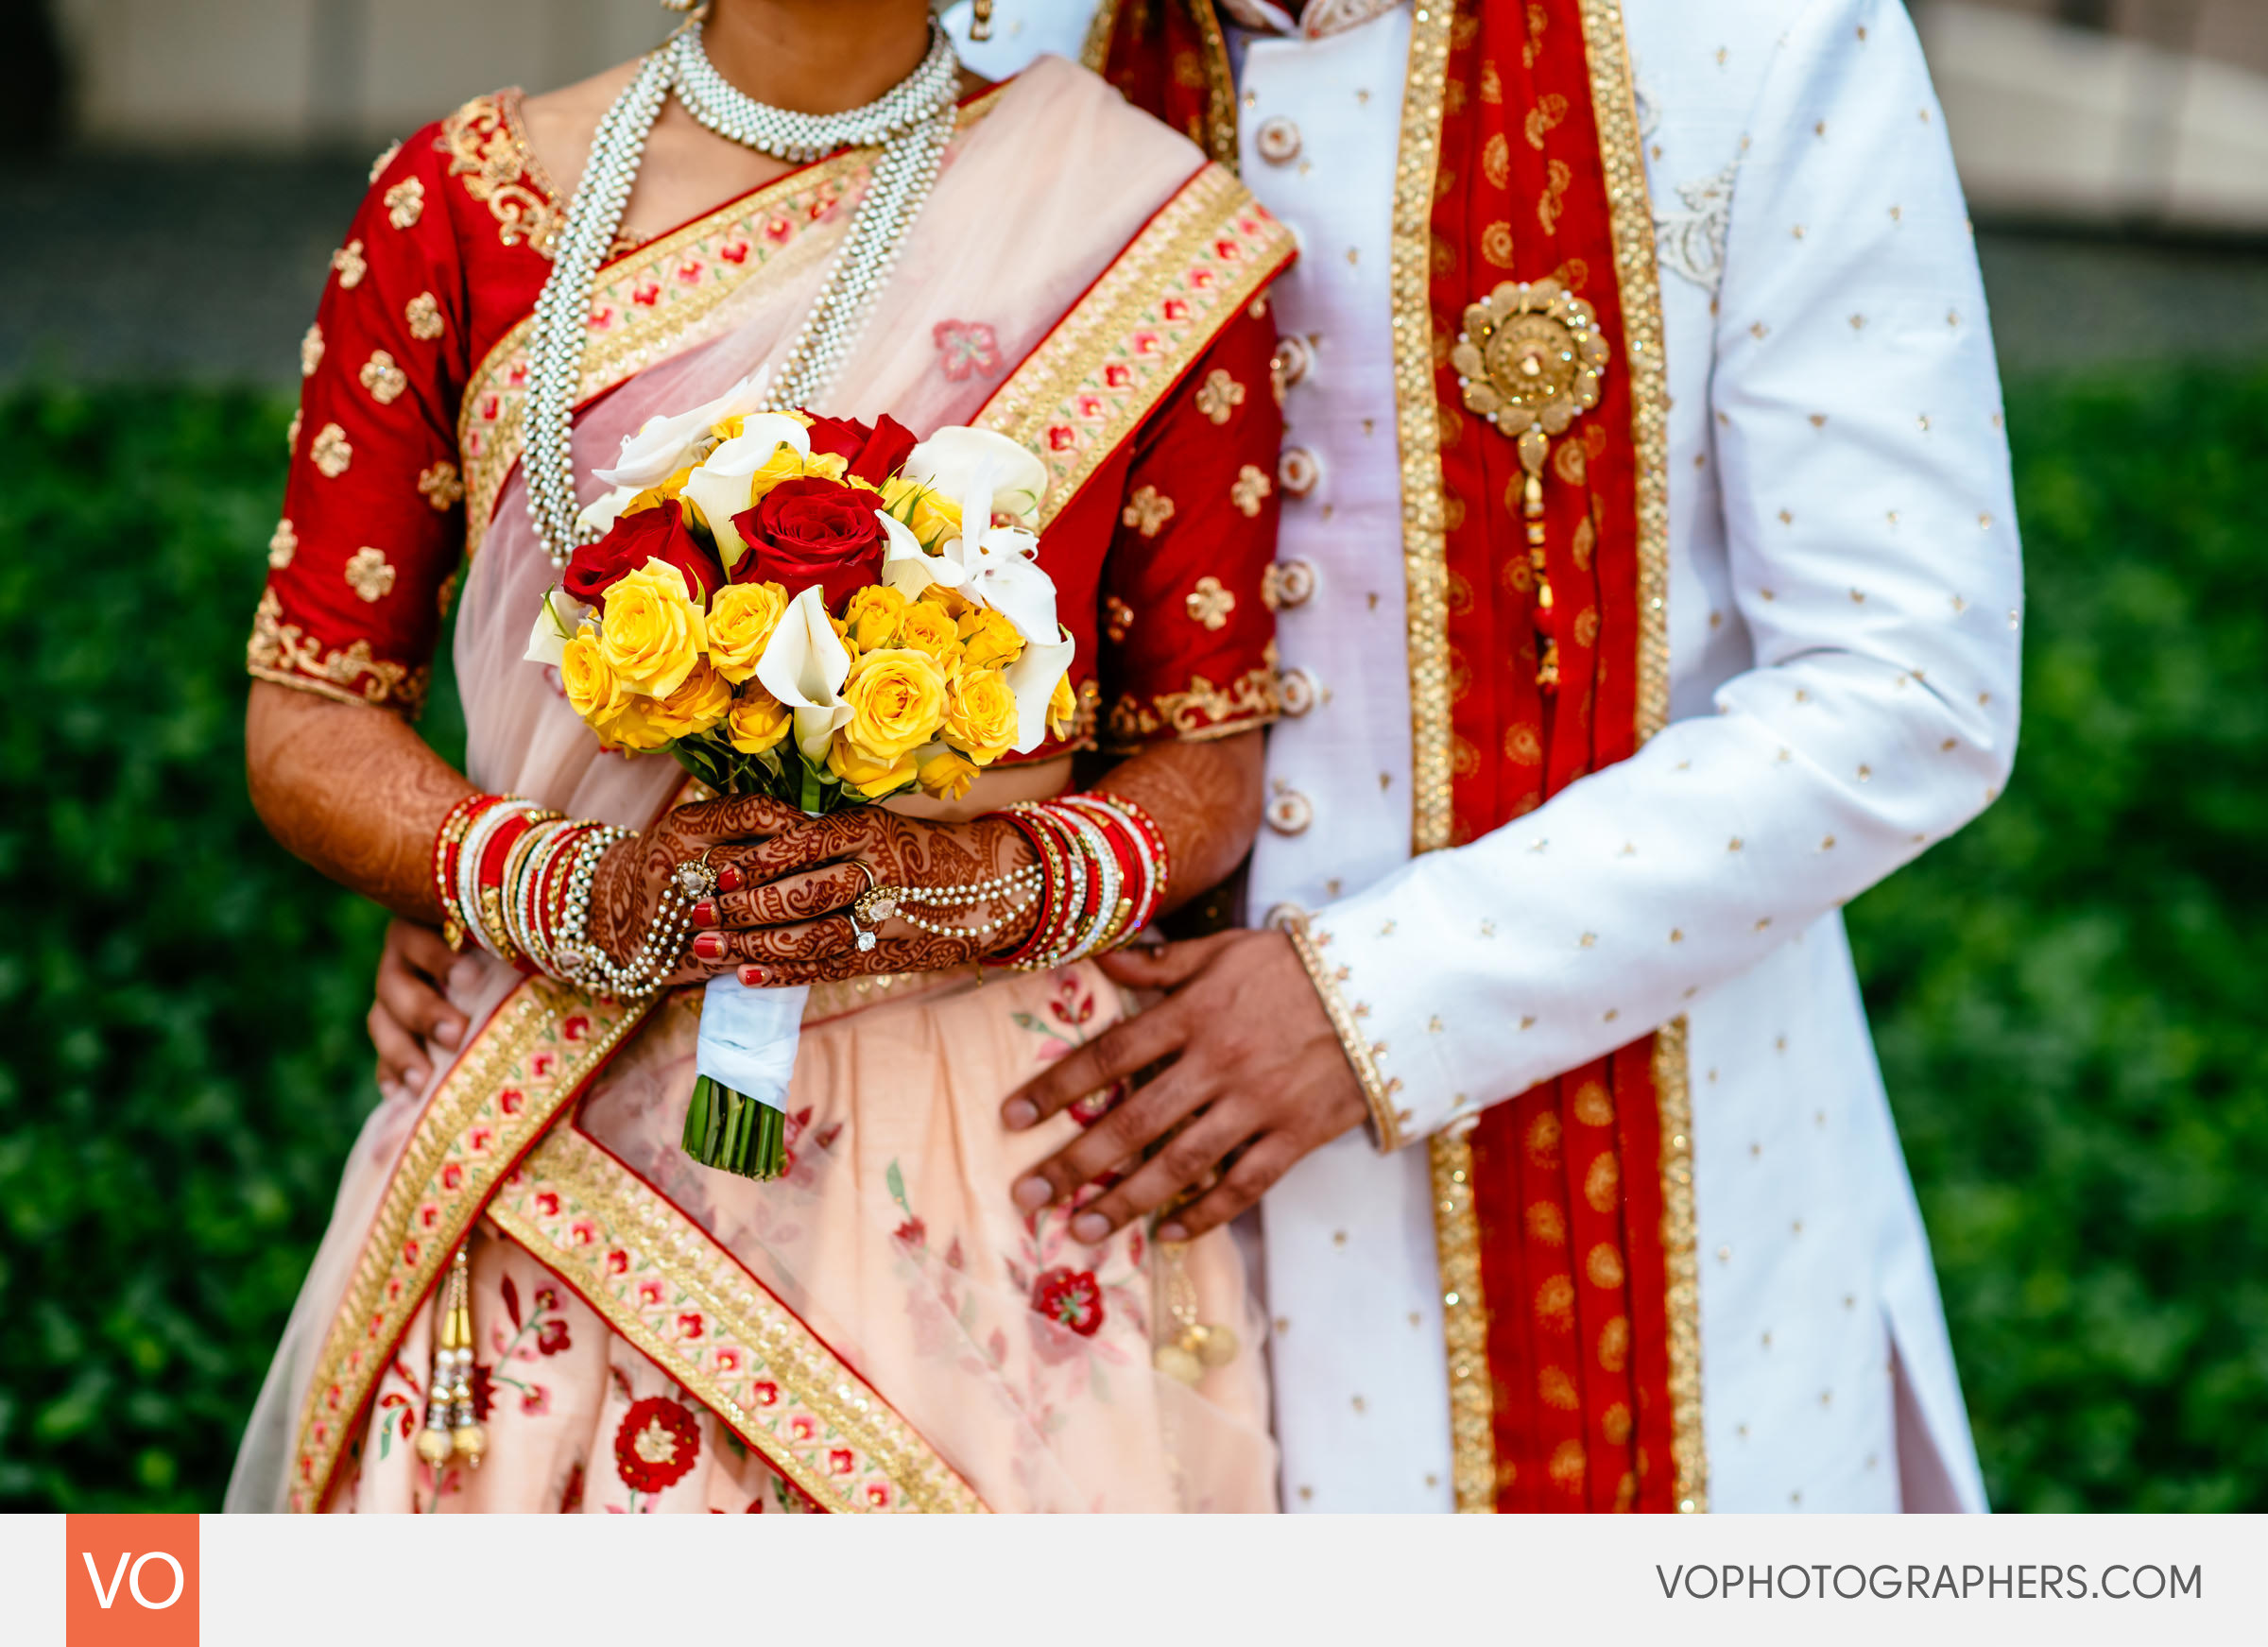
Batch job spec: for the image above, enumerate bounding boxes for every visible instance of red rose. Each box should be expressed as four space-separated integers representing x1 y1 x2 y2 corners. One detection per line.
613 1395 701 1496
802 411 919 486
731 475 886 608
563 499 723 608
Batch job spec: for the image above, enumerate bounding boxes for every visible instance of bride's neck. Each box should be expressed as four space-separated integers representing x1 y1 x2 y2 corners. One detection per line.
700 0 936 115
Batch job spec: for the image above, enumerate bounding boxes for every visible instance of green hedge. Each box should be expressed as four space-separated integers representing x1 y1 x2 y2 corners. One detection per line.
0 372 2260 1511
1846 369 2268 1512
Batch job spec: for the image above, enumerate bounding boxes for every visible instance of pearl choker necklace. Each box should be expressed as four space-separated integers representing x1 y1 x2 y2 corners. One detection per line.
523 20 963 570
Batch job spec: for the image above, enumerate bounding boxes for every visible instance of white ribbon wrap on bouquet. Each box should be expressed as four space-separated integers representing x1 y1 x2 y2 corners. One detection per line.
695 974 810 1114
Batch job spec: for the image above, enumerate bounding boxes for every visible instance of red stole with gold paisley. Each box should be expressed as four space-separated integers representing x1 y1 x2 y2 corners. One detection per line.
1430 0 1676 1515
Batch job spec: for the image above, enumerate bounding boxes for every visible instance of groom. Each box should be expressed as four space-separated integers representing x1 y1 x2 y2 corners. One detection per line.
971 0 2021 1513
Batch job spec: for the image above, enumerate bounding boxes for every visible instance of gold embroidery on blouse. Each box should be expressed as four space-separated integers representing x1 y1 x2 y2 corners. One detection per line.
332 239 367 289
437 90 564 257
344 547 397 603
1185 575 1236 631
1231 463 1271 518
384 177 425 230
417 460 465 511
300 323 323 377
1120 485 1175 538
267 519 297 569
359 350 407 405
1104 661 1279 749
284 408 301 453
1194 368 1246 425
246 588 428 714
309 421 352 477
1104 595 1135 644
369 139 403 183
405 291 445 341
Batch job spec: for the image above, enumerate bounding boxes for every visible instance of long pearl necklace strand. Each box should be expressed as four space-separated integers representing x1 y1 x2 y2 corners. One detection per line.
524 20 963 570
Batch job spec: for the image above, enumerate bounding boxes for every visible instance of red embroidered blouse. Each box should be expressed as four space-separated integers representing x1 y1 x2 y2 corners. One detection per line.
248 90 1284 761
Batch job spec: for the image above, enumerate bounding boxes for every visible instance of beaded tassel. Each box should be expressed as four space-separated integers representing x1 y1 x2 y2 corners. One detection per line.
416 1244 487 1469
1152 1238 1239 1386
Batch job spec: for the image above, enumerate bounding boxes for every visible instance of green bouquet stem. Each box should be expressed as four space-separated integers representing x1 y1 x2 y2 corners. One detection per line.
680 1074 788 1181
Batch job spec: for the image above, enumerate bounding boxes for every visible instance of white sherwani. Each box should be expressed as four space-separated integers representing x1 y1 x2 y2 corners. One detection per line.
956 0 2020 1513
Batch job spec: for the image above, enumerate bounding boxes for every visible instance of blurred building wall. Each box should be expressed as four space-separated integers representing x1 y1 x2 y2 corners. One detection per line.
52 0 673 147
43 2 2268 234
1920 0 2268 231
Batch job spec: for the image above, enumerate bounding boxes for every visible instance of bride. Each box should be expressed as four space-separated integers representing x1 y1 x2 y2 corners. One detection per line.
232 0 1292 1513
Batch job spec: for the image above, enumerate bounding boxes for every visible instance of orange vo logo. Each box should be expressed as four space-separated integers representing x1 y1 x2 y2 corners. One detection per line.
66 1515 198 1646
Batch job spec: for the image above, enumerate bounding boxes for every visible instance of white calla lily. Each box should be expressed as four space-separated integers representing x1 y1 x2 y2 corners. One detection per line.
574 483 640 540
754 584 854 761
960 524 1060 645
1002 625 1076 754
523 590 588 668
876 509 973 599
593 369 771 490
681 414 814 564
901 426 1048 536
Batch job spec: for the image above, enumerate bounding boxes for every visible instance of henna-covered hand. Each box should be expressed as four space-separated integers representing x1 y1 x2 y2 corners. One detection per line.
682 806 1041 986
579 792 815 986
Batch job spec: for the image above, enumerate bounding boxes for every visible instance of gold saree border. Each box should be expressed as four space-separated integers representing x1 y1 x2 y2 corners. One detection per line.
1577 0 1702 1515
972 163 1294 531
490 1127 986 1514
456 90 1011 559
287 979 655 1512
1386 0 1498 1516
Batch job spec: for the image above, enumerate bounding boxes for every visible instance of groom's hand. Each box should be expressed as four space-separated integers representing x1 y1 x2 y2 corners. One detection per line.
1002 929 1369 1243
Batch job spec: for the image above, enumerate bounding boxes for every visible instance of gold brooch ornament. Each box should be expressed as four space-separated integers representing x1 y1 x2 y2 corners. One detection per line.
1452 278 1610 693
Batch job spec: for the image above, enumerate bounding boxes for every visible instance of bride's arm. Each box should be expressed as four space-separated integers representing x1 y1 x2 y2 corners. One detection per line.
247 684 472 923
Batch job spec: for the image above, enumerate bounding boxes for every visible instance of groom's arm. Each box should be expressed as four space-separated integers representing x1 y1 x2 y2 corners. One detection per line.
1004 0 2021 1240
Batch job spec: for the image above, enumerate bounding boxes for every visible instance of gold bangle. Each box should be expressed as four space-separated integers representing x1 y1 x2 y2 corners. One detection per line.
1282 913 1407 1153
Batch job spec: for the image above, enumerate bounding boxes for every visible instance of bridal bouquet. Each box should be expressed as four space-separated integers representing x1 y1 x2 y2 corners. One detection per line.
527 378 1074 1180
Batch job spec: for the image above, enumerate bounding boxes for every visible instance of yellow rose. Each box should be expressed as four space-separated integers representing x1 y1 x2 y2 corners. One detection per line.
706 580 789 684
621 466 695 517
597 558 707 697
593 695 674 753
919 583 975 621
559 625 626 727
895 601 960 663
882 475 962 546
841 646 949 762
643 658 732 740
942 667 1022 765
827 732 919 799
746 445 851 507
917 748 980 802
956 606 1024 672
843 584 909 652
726 686 793 755
1046 671 1078 740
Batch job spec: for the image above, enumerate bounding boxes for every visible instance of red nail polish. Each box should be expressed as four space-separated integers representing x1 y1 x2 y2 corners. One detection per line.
714 864 743 894
691 898 718 926
738 965 768 986
692 932 725 962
